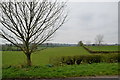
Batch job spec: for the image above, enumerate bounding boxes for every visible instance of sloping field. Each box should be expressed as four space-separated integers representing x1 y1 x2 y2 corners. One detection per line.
2 47 90 66
85 46 119 51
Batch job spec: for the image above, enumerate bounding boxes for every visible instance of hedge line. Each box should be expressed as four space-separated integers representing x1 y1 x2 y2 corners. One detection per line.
49 53 119 66
83 46 120 53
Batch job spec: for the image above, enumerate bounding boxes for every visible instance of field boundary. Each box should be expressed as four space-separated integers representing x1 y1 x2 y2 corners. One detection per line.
83 46 120 54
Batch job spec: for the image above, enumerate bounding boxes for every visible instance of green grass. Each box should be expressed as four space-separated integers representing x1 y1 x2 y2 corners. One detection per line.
2 47 90 66
2 63 118 78
85 46 119 51
2 46 119 78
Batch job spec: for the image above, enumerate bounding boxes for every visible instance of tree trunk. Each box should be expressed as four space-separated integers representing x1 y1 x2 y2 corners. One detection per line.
26 53 32 66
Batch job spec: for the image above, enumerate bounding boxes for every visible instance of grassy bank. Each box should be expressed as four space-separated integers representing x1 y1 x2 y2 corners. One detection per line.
2 63 118 78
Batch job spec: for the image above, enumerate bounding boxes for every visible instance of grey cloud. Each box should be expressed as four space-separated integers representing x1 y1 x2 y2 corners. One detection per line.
0 2 118 44
49 2 118 44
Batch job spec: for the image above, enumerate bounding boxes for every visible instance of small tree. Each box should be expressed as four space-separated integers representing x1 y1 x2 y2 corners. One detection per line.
95 34 104 46
78 41 84 46
0 0 67 66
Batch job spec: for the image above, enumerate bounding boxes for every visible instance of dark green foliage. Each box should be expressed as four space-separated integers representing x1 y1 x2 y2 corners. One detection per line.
50 53 119 66
78 41 84 46
57 56 75 65
83 55 101 64
1 45 21 51
63 56 75 65
101 53 119 63
75 57 83 65
118 54 120 63
73 55 85 65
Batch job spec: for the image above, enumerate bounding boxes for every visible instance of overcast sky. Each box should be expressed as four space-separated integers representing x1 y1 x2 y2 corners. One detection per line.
0 1 118 44
48 2 118 44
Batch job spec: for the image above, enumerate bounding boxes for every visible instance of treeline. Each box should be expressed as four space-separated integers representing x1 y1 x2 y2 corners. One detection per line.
0 44 21 51
40 43 75 47
0 43 76 51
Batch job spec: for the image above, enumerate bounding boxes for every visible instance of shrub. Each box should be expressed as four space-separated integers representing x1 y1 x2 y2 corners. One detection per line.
49 56 61 66
60 56 75 65
50 53 119 66
84 55 101 64
74 55 85 65
103 53 119 63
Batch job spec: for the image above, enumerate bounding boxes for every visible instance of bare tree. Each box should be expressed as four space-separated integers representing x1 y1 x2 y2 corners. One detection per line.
0 0 67 66
95 34 104 46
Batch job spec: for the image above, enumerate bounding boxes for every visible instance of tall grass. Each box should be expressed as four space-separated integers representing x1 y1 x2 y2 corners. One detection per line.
2 63 118 78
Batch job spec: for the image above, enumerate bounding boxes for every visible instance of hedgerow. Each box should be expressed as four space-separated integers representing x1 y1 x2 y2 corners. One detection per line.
50 53 119 66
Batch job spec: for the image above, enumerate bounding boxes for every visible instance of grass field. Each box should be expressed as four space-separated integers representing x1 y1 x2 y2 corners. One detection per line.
2 63 118 78
2 46 90 66
85 46 119 51
2 46 119 78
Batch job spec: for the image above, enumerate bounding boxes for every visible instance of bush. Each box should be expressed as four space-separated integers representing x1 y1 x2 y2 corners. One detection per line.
84 55 101 64
50 53 119 66
60 56 75 65
102 53 119 63
74 55 85 65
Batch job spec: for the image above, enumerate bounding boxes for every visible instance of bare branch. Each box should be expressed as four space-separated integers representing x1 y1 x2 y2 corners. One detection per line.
95 34 104 45
0 0 67 66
